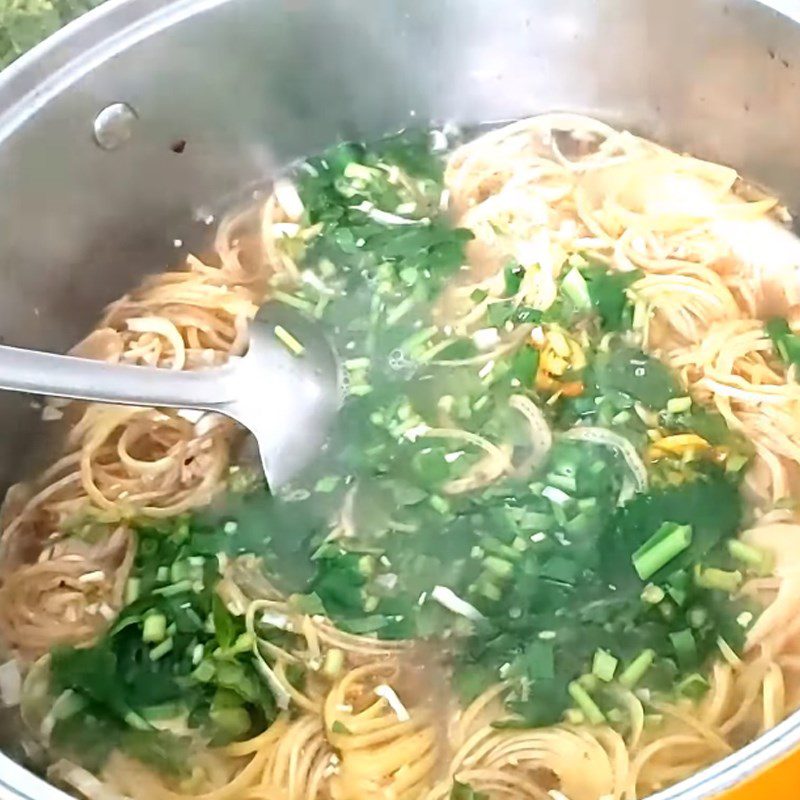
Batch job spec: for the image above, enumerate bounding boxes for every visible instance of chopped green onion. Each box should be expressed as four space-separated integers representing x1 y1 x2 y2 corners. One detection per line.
670 629 698 669
149 637 174 662
619 649 655 688
343 357 371 370
142 613 167 644
568 681 605 724
272 290 315 312
430 495 450 514
577 673 598 692
170 559 190 583
511 346 539 385
274 324 305 356
727 540 774 575
546 472 577 494
694 565 742 593
483 556 514 579
386 296 416 325
503 262 525 296
666 396 692 414
607 708 624 725
124 578 141 605
561 266 592 311
475 580 502 602
49 689 87 723
191 643 204 665
563 708 585 725
737 611 754 628
564 512 594 538
677 673 710 699
592 649 618 683
231 633 255 654
632 522 693 581
323 648 345 678
470 288 488 303
725 453 749 474
542 485 572 505
123 710 152 731
209 706 251 737
641 584 665 604
400 325 437 357
687 606 708 629
156 566 169 583
363 595 379 612
153 579 194 597
193 661 215 682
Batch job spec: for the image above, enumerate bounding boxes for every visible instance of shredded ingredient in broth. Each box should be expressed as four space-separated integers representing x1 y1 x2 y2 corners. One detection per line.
2 115 800 800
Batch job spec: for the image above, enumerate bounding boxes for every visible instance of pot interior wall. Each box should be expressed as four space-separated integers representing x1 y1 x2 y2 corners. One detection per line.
1 2 800 797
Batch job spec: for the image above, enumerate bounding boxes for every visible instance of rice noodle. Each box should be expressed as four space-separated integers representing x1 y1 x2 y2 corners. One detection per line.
562 427 648 494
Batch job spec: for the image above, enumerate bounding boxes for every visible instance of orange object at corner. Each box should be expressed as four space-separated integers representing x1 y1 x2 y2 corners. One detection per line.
717 749 800 798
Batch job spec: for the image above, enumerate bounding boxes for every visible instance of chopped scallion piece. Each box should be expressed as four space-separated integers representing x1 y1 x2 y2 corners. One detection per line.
727 540 774 574
677 672 710 699
694 565 742 593
193 661 215 683
470 288 488 303
619 649 655 688
640 584 665 604
666 396 692 414
564 708 585 725
124 577 141 605
274 324 305 356
191 643 204 665
725 453 749 473
577 673 598 692
670 629 698 669
323 648 344 678
687 606 708 628
567 681 605 724
149 637 174 662
592 649 618 682
483 556 514 579
561 267 592 311
153 579 194 597
632 522 693 581
170 560 190 583
142 613 167 644
209 706 251 736
546 472 577 494
542 485 572 505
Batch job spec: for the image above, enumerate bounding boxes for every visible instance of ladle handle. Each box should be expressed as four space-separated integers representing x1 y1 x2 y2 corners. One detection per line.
0 344 238 410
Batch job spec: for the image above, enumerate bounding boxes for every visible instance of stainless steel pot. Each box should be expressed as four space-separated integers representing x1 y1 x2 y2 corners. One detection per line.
1 1 800 798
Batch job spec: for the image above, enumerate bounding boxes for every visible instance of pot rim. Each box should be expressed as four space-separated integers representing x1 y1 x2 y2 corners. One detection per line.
0 2 799 799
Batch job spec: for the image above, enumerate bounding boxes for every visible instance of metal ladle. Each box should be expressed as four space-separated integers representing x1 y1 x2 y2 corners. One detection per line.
0 303 342 489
